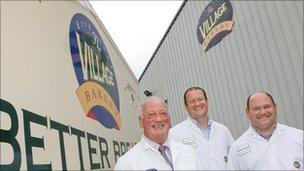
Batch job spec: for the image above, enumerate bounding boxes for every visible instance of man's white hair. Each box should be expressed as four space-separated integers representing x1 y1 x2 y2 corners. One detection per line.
140 96 168 116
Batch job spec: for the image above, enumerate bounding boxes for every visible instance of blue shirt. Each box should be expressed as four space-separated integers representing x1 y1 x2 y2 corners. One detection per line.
252 122 277 141
189 117 212 140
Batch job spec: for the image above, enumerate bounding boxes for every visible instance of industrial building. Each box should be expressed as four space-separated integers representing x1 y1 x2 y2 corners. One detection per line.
139 0 303 138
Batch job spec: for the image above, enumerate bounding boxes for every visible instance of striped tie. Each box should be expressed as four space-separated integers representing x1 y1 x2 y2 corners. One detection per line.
158 145 173 170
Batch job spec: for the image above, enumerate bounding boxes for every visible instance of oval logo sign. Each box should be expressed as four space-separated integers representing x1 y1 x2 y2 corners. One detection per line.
197 0 234 52
69 13 121 130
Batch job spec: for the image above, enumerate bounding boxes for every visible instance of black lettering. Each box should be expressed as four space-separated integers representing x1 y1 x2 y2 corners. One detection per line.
50 119 69 171
23 109 51 170
98 137 110 168
87 132 100 169
120 142 126 156
125 142 130 151
0 99 21 170
70 126 85 170
113 140 120 163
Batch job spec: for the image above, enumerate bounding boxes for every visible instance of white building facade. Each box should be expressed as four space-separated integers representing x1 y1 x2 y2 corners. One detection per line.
139 0 303 138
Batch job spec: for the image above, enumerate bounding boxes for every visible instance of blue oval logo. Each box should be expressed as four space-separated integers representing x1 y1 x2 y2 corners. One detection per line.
197 0 234 52
69 13 121 130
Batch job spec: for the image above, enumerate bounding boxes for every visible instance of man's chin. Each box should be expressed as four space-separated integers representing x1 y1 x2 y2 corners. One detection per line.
257 122 274 129
151 134 168 143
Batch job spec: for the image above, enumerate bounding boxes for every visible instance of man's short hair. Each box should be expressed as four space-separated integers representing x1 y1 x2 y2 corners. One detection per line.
246 91 275 109
183 86 207 106
141 96 168 116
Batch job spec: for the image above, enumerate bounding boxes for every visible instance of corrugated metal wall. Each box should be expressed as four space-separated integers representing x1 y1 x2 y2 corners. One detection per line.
138 0 303 138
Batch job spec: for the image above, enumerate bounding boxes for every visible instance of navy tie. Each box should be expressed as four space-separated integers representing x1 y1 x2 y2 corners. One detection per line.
158 145 173 170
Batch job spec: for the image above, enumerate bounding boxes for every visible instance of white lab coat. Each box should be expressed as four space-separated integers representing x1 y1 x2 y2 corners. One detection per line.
114 135 197 170
227 123 304 170
169 118 234 170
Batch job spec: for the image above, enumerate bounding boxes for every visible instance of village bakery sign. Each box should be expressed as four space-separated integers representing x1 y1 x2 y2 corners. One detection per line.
197 0 234 52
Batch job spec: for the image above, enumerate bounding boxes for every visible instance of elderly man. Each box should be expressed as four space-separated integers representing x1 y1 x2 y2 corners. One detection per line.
114 96 197 170
169 86 234 170
227 91 304 170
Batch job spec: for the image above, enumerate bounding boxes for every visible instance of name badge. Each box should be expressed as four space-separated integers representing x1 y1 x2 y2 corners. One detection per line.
183 137 197 149
237 143 251 156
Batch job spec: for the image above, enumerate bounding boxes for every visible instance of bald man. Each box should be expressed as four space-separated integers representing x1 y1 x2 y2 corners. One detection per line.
227 91 303 170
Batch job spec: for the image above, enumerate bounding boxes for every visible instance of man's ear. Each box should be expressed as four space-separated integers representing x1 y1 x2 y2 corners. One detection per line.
139 115 144 128
245 108 250 118
184 104 190 113
168 114 172 127
274 103 278 113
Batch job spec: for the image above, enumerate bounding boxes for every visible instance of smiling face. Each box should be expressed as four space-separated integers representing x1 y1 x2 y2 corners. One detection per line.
246 92 277 133
139 97 171 144
185 89 209 121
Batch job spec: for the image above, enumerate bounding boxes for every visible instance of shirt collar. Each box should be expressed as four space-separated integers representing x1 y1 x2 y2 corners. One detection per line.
189 116 212 128
251 122 277 141
142 135 170 151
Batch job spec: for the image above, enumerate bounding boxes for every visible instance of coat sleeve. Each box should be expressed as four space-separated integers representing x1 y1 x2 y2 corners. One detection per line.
227 128 235 147
227 144 240 170
114 158 127 171
224 126 235 151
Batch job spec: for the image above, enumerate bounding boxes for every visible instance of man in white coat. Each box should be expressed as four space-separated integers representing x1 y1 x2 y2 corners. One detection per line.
114 96 197 170
169 86 234 170
227 91 304 170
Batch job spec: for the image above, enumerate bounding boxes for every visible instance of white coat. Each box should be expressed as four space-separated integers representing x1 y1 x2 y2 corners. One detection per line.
227 123 304 170
169 118 234 170
114 135 197 170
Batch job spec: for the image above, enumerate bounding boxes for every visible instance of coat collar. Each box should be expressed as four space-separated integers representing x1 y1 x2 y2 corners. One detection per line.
141 135 180 164
185 117 217 140
141 135 171 152
247 122 285 143
169 139 180 164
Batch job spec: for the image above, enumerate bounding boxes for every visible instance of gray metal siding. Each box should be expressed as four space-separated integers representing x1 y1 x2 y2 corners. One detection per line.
139 0 303 138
